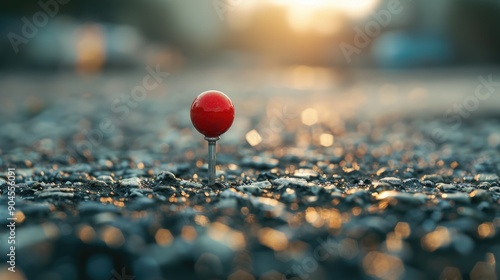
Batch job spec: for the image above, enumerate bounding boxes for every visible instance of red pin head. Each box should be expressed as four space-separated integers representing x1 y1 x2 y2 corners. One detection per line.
190 90 235 138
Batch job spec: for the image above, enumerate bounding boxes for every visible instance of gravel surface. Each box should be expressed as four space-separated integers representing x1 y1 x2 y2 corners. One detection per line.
1 67 500 280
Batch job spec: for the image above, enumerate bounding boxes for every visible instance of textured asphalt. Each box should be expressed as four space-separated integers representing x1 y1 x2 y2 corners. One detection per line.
1 66 500 280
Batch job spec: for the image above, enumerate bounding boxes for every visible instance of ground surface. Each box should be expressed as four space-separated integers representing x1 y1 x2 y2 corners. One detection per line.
1 66 500 280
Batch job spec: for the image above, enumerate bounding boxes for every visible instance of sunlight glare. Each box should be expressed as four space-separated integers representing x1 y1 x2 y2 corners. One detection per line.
269 0 380 18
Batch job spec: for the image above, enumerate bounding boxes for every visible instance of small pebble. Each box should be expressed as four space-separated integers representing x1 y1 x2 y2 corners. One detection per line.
474 174 499 182
380 177 402 186
120 177 142 188
421 174 444 182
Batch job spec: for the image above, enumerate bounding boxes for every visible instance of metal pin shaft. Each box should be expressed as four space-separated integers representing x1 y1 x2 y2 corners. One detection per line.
205 137 219 185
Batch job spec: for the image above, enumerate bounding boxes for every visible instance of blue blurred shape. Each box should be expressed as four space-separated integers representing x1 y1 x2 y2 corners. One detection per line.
372 31 454 68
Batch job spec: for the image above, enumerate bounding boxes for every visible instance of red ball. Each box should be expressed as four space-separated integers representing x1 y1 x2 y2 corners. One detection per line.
190 90 235 138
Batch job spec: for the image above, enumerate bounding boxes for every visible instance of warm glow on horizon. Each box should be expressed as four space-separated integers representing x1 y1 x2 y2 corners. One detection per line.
269 0 381 18
275 0 381 34
229 0 380 35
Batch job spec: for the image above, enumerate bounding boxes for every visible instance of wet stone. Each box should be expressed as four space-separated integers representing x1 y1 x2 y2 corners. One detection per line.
332 174 342 180
38 187 74 192
421 180 436 188
180 180 202 188
220 188 247 199
35 187 75 198
403 178 421 187
272 178 308 190
237 184 262 195
155 171 177 183
293 169 319 180
129 188 145 197
236 181 270 195
210 182 227 190
380 177 402 186
478 183 491 190
474 173 499 182
154 185 177 194
463 176 474 182
120 177 142 188
376 191 426 205
421 174 444 182
488 186 500 193
89 180 108 188
461 186 474 193
96 175 115 184
28 182 46 190
252 181 272 189
67 173 90 182
37 191 74 198
437 183 457 193
256 172 279 181
442 193 470 204
469 190 493 203
323 184 342 193
25 181 40 187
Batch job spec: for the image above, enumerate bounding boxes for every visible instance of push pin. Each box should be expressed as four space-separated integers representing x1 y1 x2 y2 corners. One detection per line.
190 90 235 185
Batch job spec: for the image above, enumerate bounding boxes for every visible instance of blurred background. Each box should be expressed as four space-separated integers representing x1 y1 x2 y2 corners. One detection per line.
1 0 500 71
